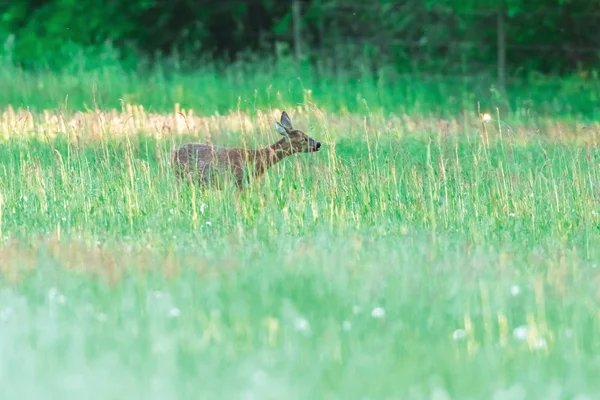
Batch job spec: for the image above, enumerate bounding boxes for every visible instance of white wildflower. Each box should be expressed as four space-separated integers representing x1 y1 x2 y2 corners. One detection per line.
48 287 59 301
452 329 466 341
512 325 528 341
342 320 352 331
510 285 521 296
533 338 547 350
481 113 492 122
294 317 310 333
168 307 181 318
200 203 207 214
371 307 385 319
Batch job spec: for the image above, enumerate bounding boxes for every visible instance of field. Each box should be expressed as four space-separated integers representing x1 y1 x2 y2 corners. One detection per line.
1 63 600 399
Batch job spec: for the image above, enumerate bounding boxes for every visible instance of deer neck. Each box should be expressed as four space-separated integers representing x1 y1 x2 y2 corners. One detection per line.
251 138 295 177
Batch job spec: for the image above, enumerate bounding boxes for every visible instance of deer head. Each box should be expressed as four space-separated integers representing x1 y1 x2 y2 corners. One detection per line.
275 111 321 153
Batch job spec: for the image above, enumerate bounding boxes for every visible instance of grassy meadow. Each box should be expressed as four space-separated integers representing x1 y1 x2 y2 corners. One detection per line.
1 61 600 399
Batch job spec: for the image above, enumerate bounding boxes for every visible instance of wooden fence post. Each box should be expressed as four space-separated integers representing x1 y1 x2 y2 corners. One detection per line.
497 7 506 90
292 0 302 62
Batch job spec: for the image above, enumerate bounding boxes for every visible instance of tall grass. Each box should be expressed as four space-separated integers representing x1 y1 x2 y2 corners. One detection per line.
3 53 600 121
1 102 599 398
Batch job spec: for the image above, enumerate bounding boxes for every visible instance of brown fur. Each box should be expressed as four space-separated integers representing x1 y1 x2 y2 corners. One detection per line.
171 111 321 190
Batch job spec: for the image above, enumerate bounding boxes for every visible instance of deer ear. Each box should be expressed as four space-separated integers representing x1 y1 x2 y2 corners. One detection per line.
275 122 289 136
279 111 294 131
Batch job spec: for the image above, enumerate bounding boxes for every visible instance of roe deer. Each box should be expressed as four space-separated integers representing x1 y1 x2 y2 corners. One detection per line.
171 111 321 190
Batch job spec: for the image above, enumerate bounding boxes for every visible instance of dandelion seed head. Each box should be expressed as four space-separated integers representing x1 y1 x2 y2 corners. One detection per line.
342 320 352 331
533 338 547 350
512 325 529 341
510 285 521 296
48 287 59 300
294 317 310 333
371 307 385 319
452 329 466 341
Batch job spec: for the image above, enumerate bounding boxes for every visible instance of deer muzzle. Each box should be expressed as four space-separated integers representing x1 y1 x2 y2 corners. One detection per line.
310 139 322 152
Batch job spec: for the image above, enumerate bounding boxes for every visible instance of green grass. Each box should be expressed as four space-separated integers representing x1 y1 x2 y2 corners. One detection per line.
3 54 600 122
1 104 599 398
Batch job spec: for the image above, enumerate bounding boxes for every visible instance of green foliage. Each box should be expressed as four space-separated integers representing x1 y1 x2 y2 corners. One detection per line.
2 0 600 75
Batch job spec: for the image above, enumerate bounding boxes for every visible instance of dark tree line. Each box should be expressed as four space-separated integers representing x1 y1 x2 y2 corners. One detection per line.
1 0 600 77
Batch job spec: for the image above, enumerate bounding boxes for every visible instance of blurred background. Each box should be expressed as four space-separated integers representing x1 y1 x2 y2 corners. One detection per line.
1 0 600 115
